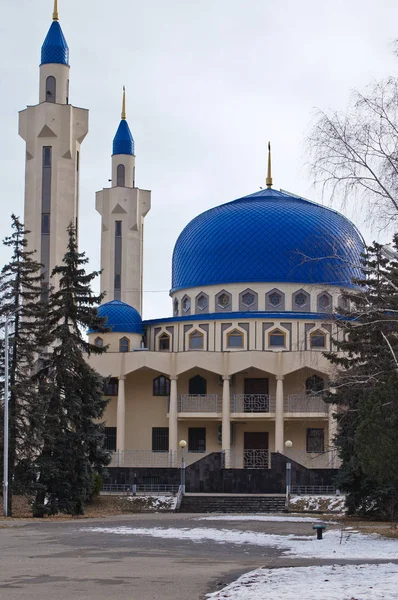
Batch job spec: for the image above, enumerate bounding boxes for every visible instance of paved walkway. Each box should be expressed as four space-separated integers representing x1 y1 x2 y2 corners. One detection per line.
0 513 396 600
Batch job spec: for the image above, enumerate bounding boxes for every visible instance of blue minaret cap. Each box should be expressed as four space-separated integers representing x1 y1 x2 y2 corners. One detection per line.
113 120 135 156
41 21 69 66
112 87 135 155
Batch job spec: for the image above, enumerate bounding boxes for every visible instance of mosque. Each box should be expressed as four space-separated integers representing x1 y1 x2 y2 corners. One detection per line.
19 3 364 492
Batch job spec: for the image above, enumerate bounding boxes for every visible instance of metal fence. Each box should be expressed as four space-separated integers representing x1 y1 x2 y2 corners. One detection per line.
285 394 329 414
231 394 275 413
102 483 180 495
179 394 219 413
291 485 336 495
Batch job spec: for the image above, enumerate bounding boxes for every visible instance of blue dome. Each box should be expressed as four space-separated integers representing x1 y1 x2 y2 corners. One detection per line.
41 21 69 66
113 120 135 156
93 300 143 334
172 188 364 292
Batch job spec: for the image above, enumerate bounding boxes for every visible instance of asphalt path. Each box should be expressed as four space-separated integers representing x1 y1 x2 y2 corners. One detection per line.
0 513 395 600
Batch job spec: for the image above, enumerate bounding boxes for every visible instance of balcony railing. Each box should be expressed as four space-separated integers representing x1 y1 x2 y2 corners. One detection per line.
223 449 270 469
179 394 219 413
284 394 329 414
231 394 275 413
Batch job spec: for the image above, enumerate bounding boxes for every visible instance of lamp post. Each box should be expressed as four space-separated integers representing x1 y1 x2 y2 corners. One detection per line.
3 308 21 517
179 439 187 495
285 440 293 509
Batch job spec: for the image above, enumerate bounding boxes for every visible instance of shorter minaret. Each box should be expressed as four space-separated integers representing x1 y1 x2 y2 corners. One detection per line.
96 89 151 313
266 141 273 188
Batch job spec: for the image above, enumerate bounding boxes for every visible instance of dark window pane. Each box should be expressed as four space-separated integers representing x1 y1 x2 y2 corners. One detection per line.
103 377 119 396
159 335 170 351
311 333 326 348
41 214 50 234
43 146 52 167
105 427 117 451
117 164 125 187
115 221 122 237
119 338 129 353
227 332 243 348
153 376 171 396
189 331 203 349
188 427 206 453
152 427 169 452
189 375 207 395
306 375 324 394
46 76 56 103
306 428 324 453
269 332 285 346
114 274 121 290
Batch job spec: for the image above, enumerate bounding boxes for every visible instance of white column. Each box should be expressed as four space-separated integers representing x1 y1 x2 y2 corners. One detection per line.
116 375 126 453
169 377 178 464
275 375 284 452
222 376 231 467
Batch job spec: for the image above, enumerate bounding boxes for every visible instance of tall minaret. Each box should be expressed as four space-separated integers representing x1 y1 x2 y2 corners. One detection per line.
18 1 89 297
96 88 151 313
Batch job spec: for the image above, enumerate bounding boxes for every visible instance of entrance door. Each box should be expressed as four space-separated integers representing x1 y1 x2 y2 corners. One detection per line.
244 432 269 468
244 378 269 412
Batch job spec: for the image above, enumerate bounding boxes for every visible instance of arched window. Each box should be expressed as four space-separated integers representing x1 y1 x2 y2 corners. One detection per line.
227 330 243 348
189 375 207 395
189 330 204 350
119 337 130 353
46 76 56 103
159 333 170 351
153 375 171 396
306 375 324 395
117 164 125 187
310 330 326 348
174 298 179 316
268 328 286 347
94 336 103 348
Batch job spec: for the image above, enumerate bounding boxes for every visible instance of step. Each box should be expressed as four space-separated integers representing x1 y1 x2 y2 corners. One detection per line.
179 495 286 513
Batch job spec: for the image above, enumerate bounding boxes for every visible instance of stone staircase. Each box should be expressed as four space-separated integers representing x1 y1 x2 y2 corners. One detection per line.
179 493 286 513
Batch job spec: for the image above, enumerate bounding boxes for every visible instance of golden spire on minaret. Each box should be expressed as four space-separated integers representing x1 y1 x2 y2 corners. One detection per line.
122 86 126 120
53 0 59 21
266 141 273 188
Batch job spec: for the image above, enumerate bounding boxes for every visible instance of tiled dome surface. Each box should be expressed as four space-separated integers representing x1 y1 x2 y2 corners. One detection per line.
172 188 364 292
113 120 135 156
92 300 143 334
41 21 69 66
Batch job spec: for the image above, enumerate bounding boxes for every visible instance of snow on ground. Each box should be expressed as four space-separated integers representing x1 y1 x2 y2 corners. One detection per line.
197 515 331 523
289 495 345 513
205 563 398 599
83 525 398 559
125 495 177 510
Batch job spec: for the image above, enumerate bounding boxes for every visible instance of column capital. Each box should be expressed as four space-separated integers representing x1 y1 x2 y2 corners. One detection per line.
171 375 178 381
222 375 231 381
119 375 126 381
276 375 284 381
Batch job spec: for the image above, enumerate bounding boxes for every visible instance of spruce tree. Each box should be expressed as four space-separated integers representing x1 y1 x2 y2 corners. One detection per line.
326 239 398 518
0 215 48 515
32 224 110 517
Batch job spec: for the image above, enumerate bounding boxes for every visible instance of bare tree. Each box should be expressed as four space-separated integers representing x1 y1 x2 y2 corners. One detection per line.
308 76 398 227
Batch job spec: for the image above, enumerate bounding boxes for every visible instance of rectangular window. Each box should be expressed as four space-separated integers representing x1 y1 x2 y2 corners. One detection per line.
41 214 50 234
105 427 117 451
115 221 122 237
306 428 325 453
103 378 119 396
114 274 121 290
43 146 52 167
188 427 206 453
152 427 169 453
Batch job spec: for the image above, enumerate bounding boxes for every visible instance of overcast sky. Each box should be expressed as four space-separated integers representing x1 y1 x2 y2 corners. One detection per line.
1 0 397 319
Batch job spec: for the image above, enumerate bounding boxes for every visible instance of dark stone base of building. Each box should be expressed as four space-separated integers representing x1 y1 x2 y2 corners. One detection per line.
104 452 338 494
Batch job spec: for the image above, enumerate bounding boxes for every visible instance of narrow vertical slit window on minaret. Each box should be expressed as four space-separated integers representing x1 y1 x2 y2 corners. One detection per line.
117 164 125 187
41 146 52 300
76 151 80 235
46 76 56 103
114 221 122 300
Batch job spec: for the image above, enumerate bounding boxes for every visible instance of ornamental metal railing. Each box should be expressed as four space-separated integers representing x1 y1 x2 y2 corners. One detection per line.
231 394 275 413
291 485 336 495
223 449 271 469
110 450 177 468
179 394 219 413
102 484 179 495
285 394 329 414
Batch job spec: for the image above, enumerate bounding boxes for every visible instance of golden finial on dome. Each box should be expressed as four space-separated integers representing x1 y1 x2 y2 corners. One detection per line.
122 86 126 120
266 141 273 188
53 0 59 21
